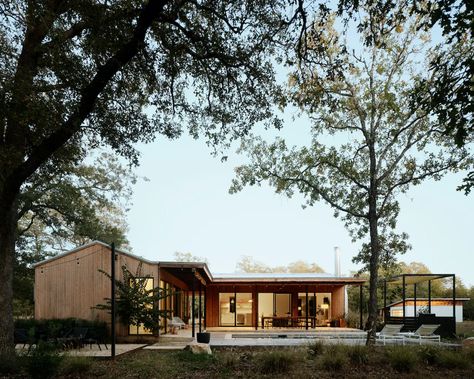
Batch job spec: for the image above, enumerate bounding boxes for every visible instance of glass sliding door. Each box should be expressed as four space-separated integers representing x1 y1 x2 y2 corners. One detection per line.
275 294 291 316
258 293 273 327
236 293 252 326
129 277 154 335
316 293 331 326
298 293 307 317
219 292 254 326
219 293 235 326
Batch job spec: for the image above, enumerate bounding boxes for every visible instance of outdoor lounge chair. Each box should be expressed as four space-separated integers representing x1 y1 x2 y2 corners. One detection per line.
170 317 186 329
64 327 89 349
402 324 441 345
376 324 405 345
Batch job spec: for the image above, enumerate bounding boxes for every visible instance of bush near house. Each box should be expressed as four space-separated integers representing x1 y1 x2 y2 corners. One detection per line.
14 318 108 341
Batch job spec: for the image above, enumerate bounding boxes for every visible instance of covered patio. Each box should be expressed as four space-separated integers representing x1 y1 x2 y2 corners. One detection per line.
380 273 457 338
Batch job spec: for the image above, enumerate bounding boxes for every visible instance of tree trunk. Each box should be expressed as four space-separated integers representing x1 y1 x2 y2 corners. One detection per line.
366 127 380 346
0 191 18 355
365 213 380 345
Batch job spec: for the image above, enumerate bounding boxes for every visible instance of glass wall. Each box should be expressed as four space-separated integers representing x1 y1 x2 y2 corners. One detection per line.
275 294 291 316
316 293 331 326
219 292 253 326
236 293 252 326
258 293 273 327
219 293 235 326
298 293 307 317
258 293 292 327
129 277 154 335
297 292 332 326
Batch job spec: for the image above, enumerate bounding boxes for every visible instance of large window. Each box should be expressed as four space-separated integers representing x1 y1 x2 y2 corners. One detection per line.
275 294 291 316
219 292 253 326
257 293 291 326
128 277 154 335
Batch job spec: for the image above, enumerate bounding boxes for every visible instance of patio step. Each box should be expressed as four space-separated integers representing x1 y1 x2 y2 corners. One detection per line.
231 332 366 340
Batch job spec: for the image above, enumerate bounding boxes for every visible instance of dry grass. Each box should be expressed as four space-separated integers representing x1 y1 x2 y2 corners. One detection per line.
457 320 474 338
3 344 473 378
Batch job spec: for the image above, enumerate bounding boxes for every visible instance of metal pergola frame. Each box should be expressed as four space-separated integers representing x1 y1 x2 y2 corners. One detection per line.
381 273 456 332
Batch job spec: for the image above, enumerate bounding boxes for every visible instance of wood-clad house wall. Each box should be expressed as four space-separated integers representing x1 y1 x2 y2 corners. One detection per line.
331 285 345 319
34 242 159 337
35 243 111 322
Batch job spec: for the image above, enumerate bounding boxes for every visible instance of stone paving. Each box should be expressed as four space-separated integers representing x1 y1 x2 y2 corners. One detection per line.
16 343 147 357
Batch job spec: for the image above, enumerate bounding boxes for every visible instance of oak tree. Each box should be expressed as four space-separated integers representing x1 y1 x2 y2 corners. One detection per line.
231 4 471 344
0 0 306 352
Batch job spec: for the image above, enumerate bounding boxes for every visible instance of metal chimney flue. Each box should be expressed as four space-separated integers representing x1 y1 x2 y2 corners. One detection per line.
334 246 341 277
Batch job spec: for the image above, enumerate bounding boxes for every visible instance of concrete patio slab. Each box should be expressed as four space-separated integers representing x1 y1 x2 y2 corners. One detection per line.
16 344 147 358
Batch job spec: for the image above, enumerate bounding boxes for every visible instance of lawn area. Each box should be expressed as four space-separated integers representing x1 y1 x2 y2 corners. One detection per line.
3 343 473 378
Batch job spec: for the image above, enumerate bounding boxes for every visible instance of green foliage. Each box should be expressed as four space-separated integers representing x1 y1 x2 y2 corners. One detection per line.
173 251 208 264
13 153 136 317
236 255 325 273
386 346 418 373
417 345 441 365
347 345 370 365
24 342 63 379
14 318 108 341
256 350 296 374
17 152 134 253
319 346 347 371
0 0 308 353
307 341 325 356
231 2 471 341
59 356 93 376
95 264 172 333
437 349 470 369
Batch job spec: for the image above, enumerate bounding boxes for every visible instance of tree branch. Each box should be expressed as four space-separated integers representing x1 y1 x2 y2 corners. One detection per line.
3 0 172 202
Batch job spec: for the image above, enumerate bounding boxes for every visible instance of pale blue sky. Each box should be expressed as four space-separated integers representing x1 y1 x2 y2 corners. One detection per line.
125 16 473 287
126 114 474 286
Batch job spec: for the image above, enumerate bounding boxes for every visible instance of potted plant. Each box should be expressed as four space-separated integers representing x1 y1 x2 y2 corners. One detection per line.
196 331 210 344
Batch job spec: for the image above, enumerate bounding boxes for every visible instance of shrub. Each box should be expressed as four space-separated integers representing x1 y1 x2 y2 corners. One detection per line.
417 345 441 365
15 318 108 342
24 342 64 379
221 354 238 369
307 341 324 356
59 356 93 376
257 350 295 374
438 349 470 369
464 347 474 362
319 346 347 371
386 346 418 373
347 345 369 365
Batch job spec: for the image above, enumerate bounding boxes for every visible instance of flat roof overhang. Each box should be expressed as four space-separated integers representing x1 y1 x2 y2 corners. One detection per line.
159 262 213 286
383 273 454 286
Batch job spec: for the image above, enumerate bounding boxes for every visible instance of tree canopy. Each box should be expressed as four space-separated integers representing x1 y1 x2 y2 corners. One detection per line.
173 251 208 264
0 0 310 352
13 152 136 317
231 4 471 343
236 255 325 273
17 152 134 253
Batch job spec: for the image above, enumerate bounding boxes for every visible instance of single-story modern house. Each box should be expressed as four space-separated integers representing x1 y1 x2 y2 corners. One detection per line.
34 241 366 338
386 298 469 322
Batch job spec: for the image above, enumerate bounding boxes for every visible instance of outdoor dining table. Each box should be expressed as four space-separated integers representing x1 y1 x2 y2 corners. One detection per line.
261 316 318 329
